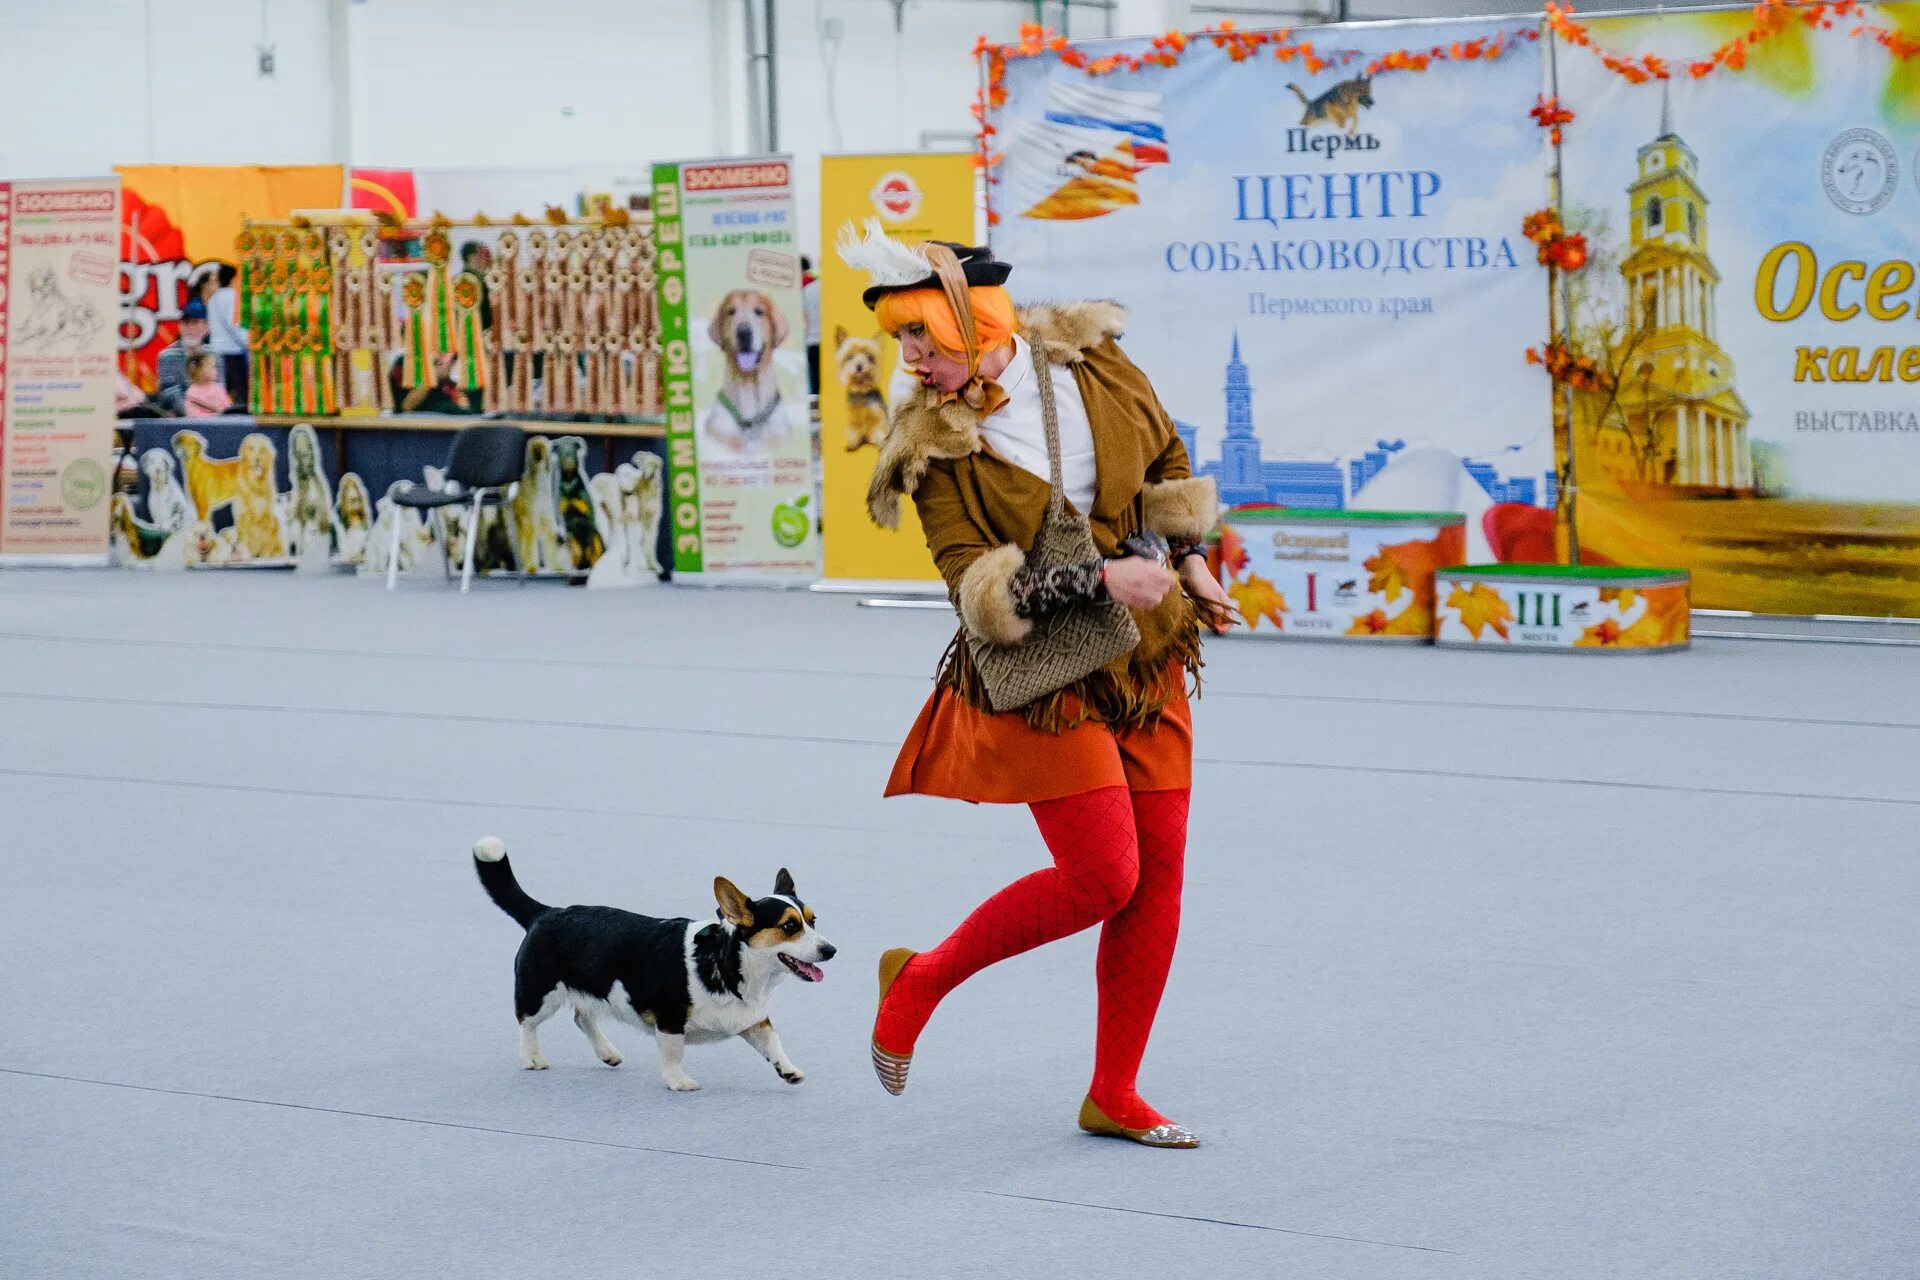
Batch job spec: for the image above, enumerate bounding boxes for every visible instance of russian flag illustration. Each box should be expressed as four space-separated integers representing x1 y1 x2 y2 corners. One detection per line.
1044 79 1168 167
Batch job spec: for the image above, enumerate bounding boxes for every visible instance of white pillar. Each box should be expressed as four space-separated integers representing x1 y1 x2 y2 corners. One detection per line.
1695 407 1709 486
709 0 746 156
330 0 372 166
1674 404 1690 485
1717 419 1732 488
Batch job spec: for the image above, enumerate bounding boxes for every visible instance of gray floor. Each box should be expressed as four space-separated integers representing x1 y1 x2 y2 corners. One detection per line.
1 569 1914 1279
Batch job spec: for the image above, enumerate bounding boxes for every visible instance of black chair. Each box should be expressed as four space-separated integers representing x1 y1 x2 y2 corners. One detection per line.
385 424 526 593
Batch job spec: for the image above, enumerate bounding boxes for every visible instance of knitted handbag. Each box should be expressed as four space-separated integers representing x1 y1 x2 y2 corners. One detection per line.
966 344 1140 712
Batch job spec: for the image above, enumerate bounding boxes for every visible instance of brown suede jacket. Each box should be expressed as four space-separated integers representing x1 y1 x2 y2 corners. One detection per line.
867 300 1220 731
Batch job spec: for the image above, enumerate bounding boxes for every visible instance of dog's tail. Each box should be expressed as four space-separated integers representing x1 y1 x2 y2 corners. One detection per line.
1287 83 1310 106
472 837 551 929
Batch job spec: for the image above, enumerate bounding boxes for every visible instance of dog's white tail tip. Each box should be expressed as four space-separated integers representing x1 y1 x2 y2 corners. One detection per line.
473 836 508 863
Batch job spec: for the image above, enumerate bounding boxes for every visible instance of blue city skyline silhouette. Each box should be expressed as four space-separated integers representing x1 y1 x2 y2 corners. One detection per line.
1173 332 1555 510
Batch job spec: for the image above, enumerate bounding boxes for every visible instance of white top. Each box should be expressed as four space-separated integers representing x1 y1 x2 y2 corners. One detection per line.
801 278 821 345
208 286 248 356
982 337 1098 515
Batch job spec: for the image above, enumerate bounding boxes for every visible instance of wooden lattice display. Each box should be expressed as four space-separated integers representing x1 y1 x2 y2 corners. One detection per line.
235 225 336 416
234 214 662 420
485 222 661 418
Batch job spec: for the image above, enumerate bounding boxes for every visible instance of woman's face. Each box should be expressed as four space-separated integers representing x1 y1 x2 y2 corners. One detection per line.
895 322 971 394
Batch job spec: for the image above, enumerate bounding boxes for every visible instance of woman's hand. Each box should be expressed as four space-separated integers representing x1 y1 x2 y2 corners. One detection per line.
1102 556 1179 609
1180 556 1238 633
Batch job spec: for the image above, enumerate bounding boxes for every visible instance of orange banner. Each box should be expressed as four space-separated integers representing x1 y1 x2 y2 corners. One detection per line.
116 164 343 390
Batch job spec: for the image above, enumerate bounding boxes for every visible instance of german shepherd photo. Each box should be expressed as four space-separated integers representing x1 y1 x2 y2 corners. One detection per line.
1289 75 1374 136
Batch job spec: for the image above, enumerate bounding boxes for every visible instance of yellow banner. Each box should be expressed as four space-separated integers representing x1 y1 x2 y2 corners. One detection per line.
818 154 975 585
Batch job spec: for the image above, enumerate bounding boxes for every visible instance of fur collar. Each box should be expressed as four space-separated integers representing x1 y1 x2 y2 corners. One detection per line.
867 300 1127 529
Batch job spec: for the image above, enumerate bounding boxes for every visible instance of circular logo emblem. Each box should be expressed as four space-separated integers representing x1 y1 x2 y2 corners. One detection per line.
770 495 811 548
869 172 923 222
62 458 107 511
1822 129 1899 215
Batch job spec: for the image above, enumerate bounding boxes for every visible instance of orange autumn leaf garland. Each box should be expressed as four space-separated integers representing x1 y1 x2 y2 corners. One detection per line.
1545 0 1917 85
1526 342 1611 394
1530 94 1576 147
1522 206 1603 394
1522 208 1589 271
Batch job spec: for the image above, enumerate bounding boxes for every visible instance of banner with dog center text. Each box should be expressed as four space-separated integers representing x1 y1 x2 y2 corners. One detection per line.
987 18 1552 566
115 165 345 396
0 178 121 564
819 153 977 588
654 158 815 582
1553 5 1920 617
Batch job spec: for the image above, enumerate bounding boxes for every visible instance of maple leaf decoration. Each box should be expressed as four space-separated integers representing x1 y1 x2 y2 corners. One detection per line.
1366 551 1411 604
1447 583 1513 640
1616 586 1691 648
1577 618 1625 647
1598 586 1640 613
1219 524 1251 577
1229 574 1288 631
1348 609 1391 636
1384 605 1435 637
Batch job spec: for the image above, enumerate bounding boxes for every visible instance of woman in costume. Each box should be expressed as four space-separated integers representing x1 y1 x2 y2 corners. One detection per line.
838 223 1233 1149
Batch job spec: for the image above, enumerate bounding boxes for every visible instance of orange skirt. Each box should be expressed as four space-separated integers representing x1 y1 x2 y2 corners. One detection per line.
884 671 1192 804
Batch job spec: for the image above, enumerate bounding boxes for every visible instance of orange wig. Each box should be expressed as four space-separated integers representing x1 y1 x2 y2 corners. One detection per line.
874 285 1018 368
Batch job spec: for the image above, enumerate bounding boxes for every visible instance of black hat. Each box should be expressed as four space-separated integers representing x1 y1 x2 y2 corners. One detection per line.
839 221 1014 310
861 242 1011 308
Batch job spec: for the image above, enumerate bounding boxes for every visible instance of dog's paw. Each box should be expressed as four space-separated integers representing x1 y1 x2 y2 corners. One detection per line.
598 1049 624 1067
663 1074 702 1093
522 1053 551 1071
776 1062 805 1085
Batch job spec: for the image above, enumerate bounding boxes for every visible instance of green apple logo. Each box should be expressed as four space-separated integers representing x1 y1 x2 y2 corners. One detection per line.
771 493 811 548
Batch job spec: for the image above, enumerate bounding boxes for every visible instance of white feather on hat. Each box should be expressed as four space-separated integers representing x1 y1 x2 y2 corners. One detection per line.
835 218 933 290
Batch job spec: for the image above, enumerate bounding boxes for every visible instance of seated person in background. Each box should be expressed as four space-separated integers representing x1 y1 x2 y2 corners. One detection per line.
116 369 165 418
155 299 211 414
394 352 478 414
183 351 234 417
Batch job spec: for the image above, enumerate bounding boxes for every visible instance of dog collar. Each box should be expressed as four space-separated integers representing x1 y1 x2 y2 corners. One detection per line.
715 389 784 433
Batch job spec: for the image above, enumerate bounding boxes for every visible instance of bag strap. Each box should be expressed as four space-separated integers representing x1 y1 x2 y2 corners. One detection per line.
1030 342 1068 519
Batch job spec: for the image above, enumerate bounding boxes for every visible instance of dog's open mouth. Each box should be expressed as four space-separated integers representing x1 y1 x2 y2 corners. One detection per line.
779 954 824 983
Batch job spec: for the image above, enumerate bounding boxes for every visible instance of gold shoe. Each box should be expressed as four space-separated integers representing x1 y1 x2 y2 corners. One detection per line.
1078 1096 1201 1149
871 948 917 1096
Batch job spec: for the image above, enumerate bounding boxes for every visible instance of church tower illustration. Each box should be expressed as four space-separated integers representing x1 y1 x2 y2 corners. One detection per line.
1214 333 1266 502
1601 85 1752 491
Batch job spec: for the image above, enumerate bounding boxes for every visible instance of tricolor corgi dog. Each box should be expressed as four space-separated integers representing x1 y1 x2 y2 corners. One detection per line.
472 838 834 1092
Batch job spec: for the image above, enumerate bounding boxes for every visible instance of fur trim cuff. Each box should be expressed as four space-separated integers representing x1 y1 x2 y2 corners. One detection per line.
1144 477 1219 541
956 544 1032 646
